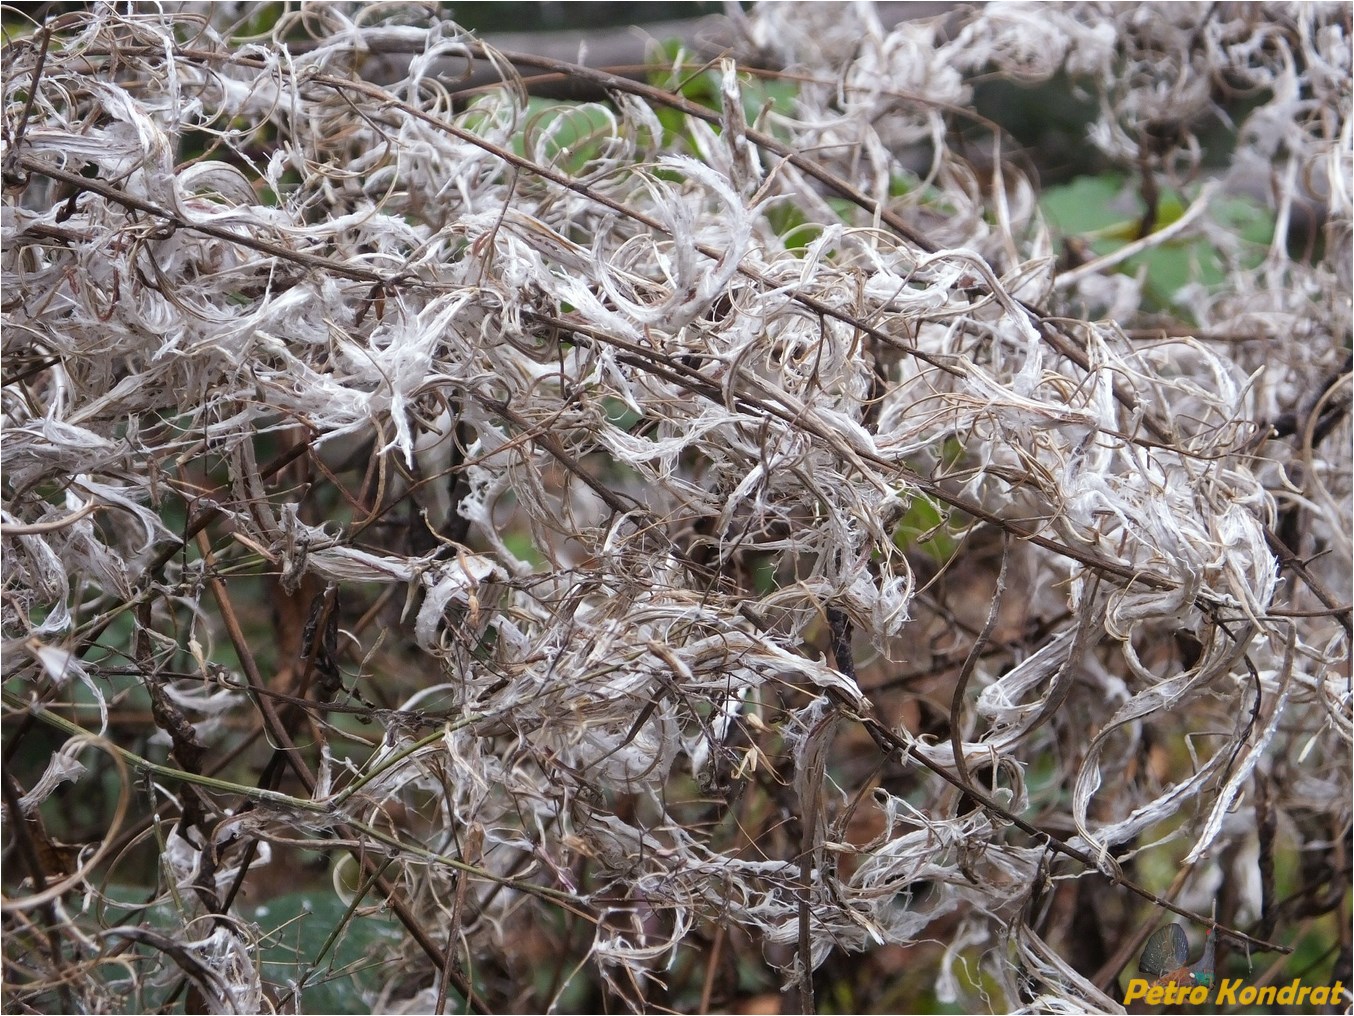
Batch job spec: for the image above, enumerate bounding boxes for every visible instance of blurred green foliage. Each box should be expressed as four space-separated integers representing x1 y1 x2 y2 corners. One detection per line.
1041 173 1274 310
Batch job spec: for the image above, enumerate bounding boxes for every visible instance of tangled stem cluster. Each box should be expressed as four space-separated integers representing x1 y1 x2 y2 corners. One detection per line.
2 3 1349 1012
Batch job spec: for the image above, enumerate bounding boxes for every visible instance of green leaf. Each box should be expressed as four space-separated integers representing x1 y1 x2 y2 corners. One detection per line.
245 889 408 1014
1039 173 1132 236
1040 173 1275 310
764 201 824 250
891 494 958 565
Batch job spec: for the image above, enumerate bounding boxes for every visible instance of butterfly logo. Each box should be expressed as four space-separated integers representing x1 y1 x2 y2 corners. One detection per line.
1139 921 1216 988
